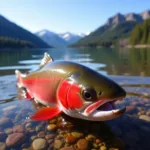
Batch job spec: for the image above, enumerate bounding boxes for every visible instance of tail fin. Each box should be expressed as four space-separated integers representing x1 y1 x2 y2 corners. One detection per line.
15 70 24 88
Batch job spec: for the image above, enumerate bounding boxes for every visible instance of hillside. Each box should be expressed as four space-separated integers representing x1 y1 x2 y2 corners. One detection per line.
130 19 150 45
73 10 150 47
0 15 51 48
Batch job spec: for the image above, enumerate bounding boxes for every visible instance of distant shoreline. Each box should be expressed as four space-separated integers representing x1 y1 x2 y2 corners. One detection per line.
126 45 150 48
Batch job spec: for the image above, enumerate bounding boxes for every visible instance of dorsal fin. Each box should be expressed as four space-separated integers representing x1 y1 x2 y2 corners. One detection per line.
40 52 53 69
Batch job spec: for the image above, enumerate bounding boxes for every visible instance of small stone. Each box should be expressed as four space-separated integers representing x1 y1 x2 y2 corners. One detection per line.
71 132 83 138
32 138 47 150
45 134 55 140
38 131 45 138
65 135 77 144
54 139 64 149
95 139 102 144
13 125 25 133
25 123 32 128
47 124 57 131
35 126 43 132
5 128 13 135
100 146 107 150
49 118 57 124
0 117 13 128
60 146 75 150
86 134 96 141
0 142 6 150
126 106 135 112
77 139 89 150
22 143 30 149
31 136 37 141
139 115 150 122
6 133 25 147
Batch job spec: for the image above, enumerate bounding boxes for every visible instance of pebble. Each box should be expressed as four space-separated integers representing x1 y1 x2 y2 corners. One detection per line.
65 135 77 144
100 146 107 150
5 128 13 134
13 125 25 133
0 142 6 150
6 133 25 147
54 139 64 149
139 115 150 122
35 126 43 132
0 117 13 128
77 139 89 150
32 138 47 150
38 131 45 138
47 124 57 131
45 134 55 140
71 132 83 138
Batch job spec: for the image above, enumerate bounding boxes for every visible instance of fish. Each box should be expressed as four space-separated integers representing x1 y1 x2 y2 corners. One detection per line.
15 52 126 121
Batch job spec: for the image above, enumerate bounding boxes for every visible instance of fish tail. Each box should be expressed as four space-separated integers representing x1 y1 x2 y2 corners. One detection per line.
15 70 24 88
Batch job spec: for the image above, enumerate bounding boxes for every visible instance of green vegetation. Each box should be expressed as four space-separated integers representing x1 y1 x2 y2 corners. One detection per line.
72 21 137 47
130 19 150 45
0 15 51 48
0 37 35 48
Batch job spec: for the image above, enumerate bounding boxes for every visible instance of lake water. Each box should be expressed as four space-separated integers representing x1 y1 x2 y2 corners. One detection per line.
0 47 150 150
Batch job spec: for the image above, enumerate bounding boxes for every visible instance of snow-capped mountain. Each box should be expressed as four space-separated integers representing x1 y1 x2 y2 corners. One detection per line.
35 30 67 48
59 32 87 45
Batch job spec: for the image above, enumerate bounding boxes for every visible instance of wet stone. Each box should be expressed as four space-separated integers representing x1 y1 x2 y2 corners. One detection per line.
71 132 83 138
47 124 57 131
45 134 55 140
77 139 89 150
100 146 107 150
139 115 150 122
13 125 25 133
6 133 25 147
32 138 47 150
5 128 13 135
35 125 43 132
0 117 13 128
0 142 6 150
31 136 37 141
65 135 77 144
54 139 64 149
38 131 45 138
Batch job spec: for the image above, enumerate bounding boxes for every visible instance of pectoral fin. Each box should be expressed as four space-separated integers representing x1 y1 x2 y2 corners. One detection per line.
30 107 62 121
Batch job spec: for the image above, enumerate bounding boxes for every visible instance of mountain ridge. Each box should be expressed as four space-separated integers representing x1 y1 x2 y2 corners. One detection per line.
0 15 51 48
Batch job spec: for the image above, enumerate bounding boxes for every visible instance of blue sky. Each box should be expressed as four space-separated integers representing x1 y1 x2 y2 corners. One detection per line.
0 0 150 33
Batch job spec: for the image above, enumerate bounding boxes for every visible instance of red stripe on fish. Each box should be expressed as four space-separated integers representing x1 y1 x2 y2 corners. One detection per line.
57 80 71 109
67 83 83 109
84 100 105 116
22 78 61 104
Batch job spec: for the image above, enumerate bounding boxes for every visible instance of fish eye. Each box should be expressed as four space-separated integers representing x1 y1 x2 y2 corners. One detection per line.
82 87 97 101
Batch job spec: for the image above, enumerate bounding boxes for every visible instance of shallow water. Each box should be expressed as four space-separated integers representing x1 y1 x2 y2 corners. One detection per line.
0 47 150 150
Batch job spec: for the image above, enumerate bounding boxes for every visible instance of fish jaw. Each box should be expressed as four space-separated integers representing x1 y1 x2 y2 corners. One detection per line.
80 97 126 121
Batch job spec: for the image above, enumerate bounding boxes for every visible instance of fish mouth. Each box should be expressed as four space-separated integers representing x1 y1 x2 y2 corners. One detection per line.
82 97 126 121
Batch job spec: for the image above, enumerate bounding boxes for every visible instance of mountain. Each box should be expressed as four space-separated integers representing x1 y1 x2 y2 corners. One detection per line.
0 15 51 48
35 30 67 48
73 10 150 47
59 32 86 45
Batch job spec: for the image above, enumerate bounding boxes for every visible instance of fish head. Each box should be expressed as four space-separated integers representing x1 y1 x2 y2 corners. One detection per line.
57 67 126 121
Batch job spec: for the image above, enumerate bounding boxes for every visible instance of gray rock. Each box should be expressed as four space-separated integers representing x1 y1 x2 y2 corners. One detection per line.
32 138 47 150
6 133 25 147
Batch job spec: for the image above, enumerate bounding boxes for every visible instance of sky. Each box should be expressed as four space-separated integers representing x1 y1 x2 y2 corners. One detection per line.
0 0 150 34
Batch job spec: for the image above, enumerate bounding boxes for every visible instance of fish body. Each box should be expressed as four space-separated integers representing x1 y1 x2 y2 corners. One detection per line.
16 53 126 121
